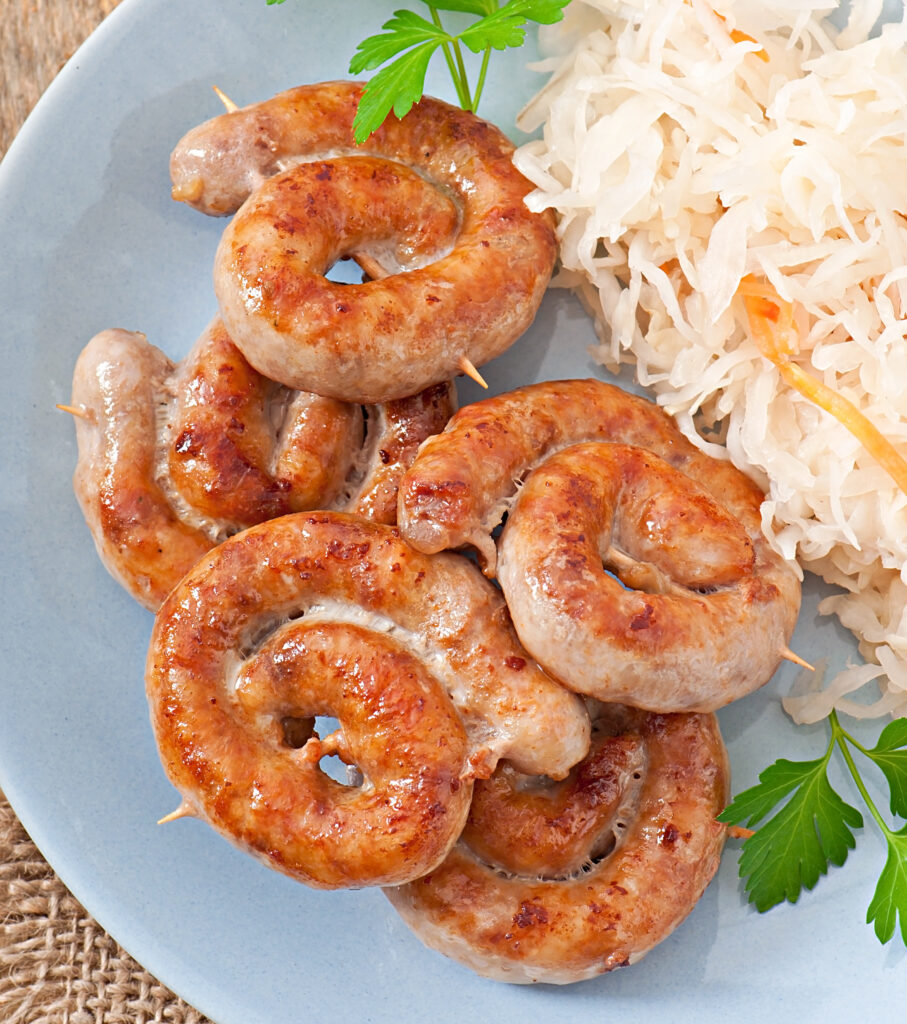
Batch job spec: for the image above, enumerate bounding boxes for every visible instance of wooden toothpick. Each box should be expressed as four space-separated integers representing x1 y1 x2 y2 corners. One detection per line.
56 403 94 422
157 800 195 826
352 252 388 282
458 356 488 389
780 646 815 671
212 84 239 113
727 825 755 839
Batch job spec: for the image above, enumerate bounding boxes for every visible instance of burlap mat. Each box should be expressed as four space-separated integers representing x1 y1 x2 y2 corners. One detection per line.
1 0 118 154
2 2 210 1021
0 792 209 1024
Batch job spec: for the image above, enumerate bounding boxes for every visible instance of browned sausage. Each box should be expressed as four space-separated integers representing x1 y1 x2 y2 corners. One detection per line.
171 82 558 402
69 317 454 609
145 513 591 886
385 703 729 983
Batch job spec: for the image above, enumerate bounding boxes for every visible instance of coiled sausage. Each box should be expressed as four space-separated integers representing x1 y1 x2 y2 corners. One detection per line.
398 379 801 711
69 317 454 609
145 513 592 885
385 704 728 983
170 82 558 402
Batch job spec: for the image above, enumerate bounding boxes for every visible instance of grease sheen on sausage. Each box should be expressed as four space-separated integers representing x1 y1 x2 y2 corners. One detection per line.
171 82 558 402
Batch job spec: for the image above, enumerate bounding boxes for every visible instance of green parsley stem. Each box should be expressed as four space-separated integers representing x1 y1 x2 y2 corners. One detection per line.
450 37 475 110
426 6 473 110
472 46 492 112
340 0 571 143
831 710 894 839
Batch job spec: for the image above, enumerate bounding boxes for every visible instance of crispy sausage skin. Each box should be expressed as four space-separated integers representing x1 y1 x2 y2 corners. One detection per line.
69 318 455 610
385 703 729 983
398 379 801 710
146 513 591 885
497 442 793 711
160 614 476 890
170 82 558 402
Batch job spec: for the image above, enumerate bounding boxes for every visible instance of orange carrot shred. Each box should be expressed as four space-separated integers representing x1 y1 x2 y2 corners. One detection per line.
683 2 770 61
729 27 770 61
738 276 907 497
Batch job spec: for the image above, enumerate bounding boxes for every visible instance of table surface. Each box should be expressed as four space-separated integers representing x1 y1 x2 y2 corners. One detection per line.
0 3 208 1020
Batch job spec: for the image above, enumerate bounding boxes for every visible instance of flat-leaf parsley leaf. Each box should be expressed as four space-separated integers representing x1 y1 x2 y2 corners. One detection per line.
719 709 907 946
719 754 862 911
863 718 907 818
267 1 571 141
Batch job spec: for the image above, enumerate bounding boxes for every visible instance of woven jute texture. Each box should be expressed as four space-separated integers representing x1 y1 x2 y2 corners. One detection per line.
2 2 210 1021
0 0 120 155
0 792 210 1024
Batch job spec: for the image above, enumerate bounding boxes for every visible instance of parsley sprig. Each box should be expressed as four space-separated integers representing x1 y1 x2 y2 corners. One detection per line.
719 710 907 945
267 1 570 142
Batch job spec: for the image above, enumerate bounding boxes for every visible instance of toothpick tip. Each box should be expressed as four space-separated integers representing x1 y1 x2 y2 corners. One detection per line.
727 824 755 840
458 356 488 389
56 403 92 421
352 252 389 282
780 646 815 671
157 800 195 826
212 84 239 113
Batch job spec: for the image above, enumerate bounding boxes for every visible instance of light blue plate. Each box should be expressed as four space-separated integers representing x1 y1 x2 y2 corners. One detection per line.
0 1 903 1021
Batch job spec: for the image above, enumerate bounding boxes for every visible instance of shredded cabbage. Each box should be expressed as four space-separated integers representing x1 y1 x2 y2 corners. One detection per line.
514 0 907 721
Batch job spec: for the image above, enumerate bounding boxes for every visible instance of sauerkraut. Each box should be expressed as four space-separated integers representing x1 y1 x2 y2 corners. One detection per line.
513 0 907 721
